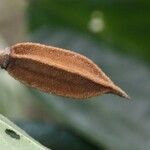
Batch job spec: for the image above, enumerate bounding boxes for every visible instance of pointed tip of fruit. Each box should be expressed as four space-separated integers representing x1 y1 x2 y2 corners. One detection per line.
120 90 130 100
110 84 130 100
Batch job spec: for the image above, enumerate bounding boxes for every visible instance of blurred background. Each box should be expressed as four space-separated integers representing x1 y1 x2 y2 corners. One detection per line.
0 0 150 149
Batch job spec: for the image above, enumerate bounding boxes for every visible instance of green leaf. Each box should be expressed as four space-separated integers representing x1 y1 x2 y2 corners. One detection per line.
0 114 49 150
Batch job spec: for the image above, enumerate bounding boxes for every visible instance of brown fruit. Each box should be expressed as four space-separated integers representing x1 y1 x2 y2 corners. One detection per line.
0 42 130 99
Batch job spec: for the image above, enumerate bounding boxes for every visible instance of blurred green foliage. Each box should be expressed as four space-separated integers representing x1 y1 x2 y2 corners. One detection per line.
28 0 150 62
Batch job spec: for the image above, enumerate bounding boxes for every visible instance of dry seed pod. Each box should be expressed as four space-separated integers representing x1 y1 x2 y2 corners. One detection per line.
0 42 130 99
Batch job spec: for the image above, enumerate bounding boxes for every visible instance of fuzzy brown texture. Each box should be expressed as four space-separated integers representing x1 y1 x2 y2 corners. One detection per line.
1 42 129 99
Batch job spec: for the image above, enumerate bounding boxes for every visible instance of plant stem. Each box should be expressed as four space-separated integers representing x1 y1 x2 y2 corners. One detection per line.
0 48 10 69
